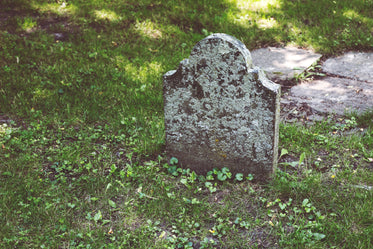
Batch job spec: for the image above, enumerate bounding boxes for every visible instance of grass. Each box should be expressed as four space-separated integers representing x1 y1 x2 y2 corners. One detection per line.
1 0 373 248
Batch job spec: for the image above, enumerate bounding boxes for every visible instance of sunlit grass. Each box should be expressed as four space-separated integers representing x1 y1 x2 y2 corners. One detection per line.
94 9 122 22
135 19 163 39
234 0 280 11
32 2 78 16
257 17 278 29
18 17 37 32
343 9 373 26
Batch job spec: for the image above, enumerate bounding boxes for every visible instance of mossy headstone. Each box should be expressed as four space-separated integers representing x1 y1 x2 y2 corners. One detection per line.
163 33 281 180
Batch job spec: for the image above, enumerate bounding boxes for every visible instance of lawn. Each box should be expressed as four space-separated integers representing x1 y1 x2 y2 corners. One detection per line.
1 0 373 248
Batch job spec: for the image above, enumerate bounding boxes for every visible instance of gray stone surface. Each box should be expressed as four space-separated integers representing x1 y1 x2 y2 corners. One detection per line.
163 33 281 179
251 47 322 82
323 52 373 83
284 77 373 115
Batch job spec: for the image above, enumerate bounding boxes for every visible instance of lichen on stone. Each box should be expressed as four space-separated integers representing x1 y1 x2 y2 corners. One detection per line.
163 33 280 179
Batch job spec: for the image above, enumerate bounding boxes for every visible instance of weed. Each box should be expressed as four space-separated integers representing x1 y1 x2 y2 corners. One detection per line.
295 63 326 82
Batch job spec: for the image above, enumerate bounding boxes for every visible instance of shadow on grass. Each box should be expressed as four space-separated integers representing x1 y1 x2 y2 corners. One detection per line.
0 0 372 146
2 0 372 49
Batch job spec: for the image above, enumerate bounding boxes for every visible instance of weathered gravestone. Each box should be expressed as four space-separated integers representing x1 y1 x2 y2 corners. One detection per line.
163 33 281 180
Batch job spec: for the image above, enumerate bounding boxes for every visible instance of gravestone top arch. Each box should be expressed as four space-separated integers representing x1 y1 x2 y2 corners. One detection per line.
163 33 281 180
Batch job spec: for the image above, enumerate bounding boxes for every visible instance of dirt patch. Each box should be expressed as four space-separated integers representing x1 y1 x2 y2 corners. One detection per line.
0 9 80 41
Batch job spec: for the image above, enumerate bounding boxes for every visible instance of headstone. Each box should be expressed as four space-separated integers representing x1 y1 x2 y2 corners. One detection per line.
163 33 281 179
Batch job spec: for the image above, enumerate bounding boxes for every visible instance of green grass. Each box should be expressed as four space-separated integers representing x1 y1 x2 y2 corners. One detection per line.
1 0 373 248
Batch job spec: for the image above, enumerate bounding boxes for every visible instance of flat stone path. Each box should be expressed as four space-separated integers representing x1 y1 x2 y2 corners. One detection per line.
252 48 373 118
251 46 322 82
285 77 373 115
323 52 373 83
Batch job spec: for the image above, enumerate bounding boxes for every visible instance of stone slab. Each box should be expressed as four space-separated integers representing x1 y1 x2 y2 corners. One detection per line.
163 33 281 179
322 52 373 83
284 77 373 115
251 47 322 82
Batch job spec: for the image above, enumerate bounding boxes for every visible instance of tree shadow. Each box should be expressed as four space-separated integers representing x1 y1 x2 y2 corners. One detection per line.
1 0 372 123
1 0 372 53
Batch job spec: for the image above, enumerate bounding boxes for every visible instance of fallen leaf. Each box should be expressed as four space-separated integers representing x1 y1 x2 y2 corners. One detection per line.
148 48 158 52
159 231 166 238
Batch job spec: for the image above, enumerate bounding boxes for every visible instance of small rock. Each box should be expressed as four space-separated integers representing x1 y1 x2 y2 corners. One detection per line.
53 33 66 41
